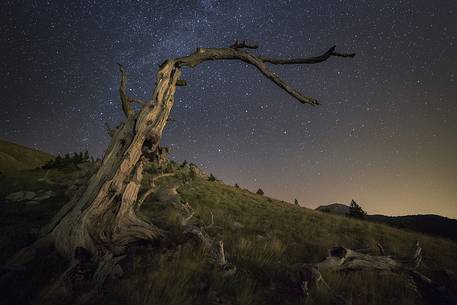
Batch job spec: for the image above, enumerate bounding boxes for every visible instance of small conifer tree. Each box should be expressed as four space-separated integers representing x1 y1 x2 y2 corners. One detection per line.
349 199 367 218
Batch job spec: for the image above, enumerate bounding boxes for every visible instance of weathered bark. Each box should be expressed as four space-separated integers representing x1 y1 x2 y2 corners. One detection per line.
3 42 355 287
38 63 179 260
295 242 457 305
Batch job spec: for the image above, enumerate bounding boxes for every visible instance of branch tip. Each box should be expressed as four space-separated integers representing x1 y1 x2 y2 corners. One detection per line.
230 40 259 50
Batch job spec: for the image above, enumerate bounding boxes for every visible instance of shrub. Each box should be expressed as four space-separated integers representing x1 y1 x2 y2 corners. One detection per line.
42 150 91 170
256 188 264 196
208 173 217 182
188 166 197 181
349 199 367 218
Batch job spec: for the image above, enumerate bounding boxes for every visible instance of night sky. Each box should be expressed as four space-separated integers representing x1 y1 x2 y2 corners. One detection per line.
1 1 456 218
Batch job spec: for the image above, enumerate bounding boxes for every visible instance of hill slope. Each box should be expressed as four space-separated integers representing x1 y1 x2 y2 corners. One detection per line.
368 214 457 241
316 203 457 241
0 139 53 173
0 160 456 305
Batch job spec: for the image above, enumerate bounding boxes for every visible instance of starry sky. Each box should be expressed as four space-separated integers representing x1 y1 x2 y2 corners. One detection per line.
1 0 456 218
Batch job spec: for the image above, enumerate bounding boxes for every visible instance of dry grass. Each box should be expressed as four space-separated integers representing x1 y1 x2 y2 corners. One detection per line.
139 173 457 305
1 163 456 305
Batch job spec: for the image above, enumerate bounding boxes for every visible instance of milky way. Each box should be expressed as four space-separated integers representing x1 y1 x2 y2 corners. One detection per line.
1 0 456 217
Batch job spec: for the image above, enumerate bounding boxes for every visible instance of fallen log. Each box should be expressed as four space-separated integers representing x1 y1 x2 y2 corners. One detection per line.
294 241 457 305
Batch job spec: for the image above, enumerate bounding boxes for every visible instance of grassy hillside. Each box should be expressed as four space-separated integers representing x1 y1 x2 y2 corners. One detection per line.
317 203 457 241
0 162 456 305
0 139 53 173
138 171 457 305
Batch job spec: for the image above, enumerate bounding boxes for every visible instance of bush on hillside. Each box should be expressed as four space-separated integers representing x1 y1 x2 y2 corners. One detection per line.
349 199 367 218
42 151 91 170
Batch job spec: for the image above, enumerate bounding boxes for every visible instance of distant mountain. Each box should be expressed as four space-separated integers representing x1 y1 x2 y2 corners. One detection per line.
367 214 457 241
0 138 54 173
316 203 457 241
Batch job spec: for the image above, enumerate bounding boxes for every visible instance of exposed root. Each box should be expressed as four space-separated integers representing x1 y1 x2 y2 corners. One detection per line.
112 212 164 248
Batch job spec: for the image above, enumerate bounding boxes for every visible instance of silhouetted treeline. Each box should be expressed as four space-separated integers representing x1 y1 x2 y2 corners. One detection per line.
42 151 93 170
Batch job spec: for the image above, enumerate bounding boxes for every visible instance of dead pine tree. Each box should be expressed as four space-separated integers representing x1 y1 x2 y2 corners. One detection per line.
1 41 355 290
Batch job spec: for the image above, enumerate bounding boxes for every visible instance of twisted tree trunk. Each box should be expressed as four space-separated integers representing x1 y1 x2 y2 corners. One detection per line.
3 42 355 284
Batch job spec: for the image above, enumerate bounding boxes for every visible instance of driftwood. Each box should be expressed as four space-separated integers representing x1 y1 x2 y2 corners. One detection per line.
2 41 355 293
173 198 234 275
295 242 457 305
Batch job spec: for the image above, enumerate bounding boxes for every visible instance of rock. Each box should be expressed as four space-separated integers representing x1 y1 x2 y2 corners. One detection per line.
5 191 37 202
316 203 350 215
256 234 267 240
5 190 56 203
23 191 36 200
5 191 25 201
68 184 78 190
189 164 207 177
30 190 56 202
44 190 56 197
231 221 244 230
65 184 79 196
33 195 49 201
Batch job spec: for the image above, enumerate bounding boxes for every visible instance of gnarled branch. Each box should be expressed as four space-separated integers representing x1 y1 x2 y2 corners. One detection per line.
137 172 176 205
118 64 133 117
118 64 150 117
174 42 355 106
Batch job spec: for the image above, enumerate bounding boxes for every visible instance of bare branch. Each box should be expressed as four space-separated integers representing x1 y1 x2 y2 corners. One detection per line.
206 210 214 229
230 40 259 50
217 240 227 267
175 44 355 106
105 122 116 137
251 59 320 105
118 64 134 117
259 45 355 65
137 172 175 206
376 242 386 256
176 79 187 86
181 211 195 226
